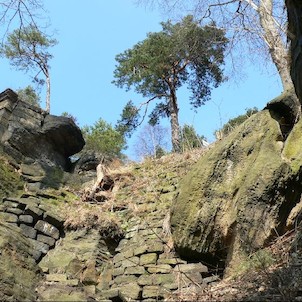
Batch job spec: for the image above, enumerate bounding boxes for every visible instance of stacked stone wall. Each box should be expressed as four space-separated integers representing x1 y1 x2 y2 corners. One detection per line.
0 195 64 262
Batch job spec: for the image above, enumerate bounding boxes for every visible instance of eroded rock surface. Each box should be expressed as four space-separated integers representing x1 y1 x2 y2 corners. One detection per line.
0 89 84 171
171 106 302 275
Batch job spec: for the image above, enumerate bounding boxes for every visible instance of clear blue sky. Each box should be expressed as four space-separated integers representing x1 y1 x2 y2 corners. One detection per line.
0 0 283 159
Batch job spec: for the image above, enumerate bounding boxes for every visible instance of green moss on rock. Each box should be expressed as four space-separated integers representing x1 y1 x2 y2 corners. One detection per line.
171 110 302 275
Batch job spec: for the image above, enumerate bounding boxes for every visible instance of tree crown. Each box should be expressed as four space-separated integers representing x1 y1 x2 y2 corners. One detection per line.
113 15 228 125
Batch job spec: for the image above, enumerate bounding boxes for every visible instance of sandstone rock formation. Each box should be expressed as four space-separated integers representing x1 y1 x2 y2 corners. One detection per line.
0 89 84 171
171 97 302 276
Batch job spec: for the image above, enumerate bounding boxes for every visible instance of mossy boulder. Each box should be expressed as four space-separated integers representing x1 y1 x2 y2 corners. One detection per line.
171 109 302 276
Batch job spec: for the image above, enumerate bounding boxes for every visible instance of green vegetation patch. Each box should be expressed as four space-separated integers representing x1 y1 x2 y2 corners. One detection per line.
0 155 23 199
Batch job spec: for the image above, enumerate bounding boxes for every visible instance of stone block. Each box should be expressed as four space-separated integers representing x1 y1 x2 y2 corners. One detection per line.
20 224 37 239
140 253 158 265
3 199 23 209
34 220 60 239
124 266 146 275
134 244 148 256
46 274 67 282
63 279 79 286
179 271 203 284
114 275 137 285
146 241 164 253
97 288 120 299
137 274 153 286
82 260 98 285
37 234 56 247
147 264 172 274
24 205 43 220
152 273 175 285
142 286 163 299
119 256 140 268
19 214 34 225
29 238 49 254
113 248 134 264
118 282 141 300
0 212 18 223
112 267 125 277
43 212 64 229
97 268 112 291
158 256 186 265
174 263 208 274
5 207 23 215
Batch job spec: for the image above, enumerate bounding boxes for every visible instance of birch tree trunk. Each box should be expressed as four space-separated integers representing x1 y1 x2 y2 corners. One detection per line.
258 0 293 91
286 0 302 102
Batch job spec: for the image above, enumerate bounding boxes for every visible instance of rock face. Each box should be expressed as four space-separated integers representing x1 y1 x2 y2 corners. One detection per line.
0 89 84 171
171 103 302 275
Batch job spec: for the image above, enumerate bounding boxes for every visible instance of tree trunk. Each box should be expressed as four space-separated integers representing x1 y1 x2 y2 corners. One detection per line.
286 0 302 103
169 87 181 152
45 74 50 114
259 0 294 91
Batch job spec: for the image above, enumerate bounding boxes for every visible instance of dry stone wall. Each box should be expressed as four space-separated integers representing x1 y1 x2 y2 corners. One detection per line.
0 194 64 262
101 217 214 301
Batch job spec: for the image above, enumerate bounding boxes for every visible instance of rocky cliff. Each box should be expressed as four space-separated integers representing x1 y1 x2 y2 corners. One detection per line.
0 89 84 172
171 96 302 276
2 13 302 299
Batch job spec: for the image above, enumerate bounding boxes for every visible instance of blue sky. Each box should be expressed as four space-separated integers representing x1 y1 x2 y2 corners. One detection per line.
0 0 283 159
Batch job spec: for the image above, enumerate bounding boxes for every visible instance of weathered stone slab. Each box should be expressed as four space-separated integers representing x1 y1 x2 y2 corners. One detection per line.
0 212 18 223
97 288 120 300
179 271 203 284
118 282 141 300
82 260 98 285
114 275 137 285
113 248 134 264
152 273 175 285
118 256 140 268
20 224 37 239
174 263 208 274
3 199 22 209
62 279 79 286
147 264 172 274
137 274 154 286
34 220 60 239
112 267 125 277
5 207 23 215
142 285 163 299
29 238 49 254
124 266 146 275
46 274 67 282
24 205 43 220
37 234 56 247
19 214 34 224
140 253 158 265
43 212 64 229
